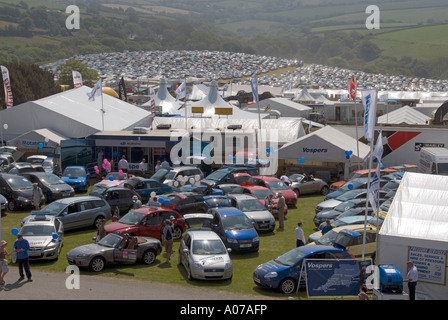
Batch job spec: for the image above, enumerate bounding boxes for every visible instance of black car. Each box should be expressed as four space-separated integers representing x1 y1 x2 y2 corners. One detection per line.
3 162 45 175
89 183 141 216
161 192 231 215
21 172 75 203
0 173 45 211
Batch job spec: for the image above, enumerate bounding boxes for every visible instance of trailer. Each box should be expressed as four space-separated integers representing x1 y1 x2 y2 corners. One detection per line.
417 147 448 175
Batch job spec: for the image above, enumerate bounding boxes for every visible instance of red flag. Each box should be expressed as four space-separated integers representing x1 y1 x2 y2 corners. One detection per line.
348 77 357 101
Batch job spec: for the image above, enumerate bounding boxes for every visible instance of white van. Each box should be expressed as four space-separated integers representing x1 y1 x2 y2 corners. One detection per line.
417 147 448 175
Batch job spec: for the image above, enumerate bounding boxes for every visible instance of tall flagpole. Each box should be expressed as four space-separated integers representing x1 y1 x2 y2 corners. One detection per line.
100 78 105 131
185 78 188 131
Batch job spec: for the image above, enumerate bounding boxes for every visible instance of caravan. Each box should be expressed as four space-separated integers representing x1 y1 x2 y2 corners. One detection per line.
417 147 448 175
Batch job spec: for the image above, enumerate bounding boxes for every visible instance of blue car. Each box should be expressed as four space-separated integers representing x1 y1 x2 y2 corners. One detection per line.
61 166 89 192
253 245 354 294
207 207 259 253
122 177 173 202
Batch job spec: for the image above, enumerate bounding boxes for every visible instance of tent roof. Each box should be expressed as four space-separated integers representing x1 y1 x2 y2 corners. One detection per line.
141 78 183 114
1 86 151 139
294 87 315 102
277 125 370 162
377 105 431 125
379 172 448 243
259 97 311 112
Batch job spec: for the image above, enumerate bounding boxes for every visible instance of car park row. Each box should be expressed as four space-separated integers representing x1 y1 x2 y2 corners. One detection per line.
1 153 408 294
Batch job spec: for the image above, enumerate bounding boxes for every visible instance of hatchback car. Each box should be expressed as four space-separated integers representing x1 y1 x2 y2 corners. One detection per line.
253 245 355 294
227 194 275 232
288 174 329 197
89 184 141 216
160 192 230 215
179 214 233 281
61 166 90 192
207 207 259 253
21 172 75 203
252 175 297 206
19 214 64 260
241 185 288 218
151 166 204 186
0 173 45 211
200 166 258 187
22 196 112 231
105 207 186 241
26 155 59 174
122 177 173 202
3 162 45 175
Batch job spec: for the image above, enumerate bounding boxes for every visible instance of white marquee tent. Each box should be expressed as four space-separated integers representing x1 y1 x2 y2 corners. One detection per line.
0 86 151 140
377 105 431 125
378 172 448 300
141 78 183 114
255 97 312 118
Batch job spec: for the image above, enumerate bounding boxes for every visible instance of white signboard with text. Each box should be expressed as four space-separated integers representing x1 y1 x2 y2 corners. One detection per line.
408 246 447 285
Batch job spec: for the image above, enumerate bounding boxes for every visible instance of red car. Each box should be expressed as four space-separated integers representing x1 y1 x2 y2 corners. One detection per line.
231 173 256 186
252 175 297 206
105 207 186 240
241 185 288 218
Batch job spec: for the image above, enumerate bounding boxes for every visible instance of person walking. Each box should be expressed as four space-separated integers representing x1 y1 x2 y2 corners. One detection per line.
0 240 11 286
13 234 32 282
31 183 43 211
277 192 286 230
96 218 107 242
294 222 306 247
321 220 333 235
118 155 129 173
161 216 175 263
404 260 418 300
139 158 146 177
155 160 162 172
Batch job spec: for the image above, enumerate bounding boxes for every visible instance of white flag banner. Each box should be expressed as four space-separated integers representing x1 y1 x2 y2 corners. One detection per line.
1 65 13 108
372 129 384 163
72 70 83 88
368 164 381 211
361 89 378 141
175 81 186 100
87 78 102 101
250 73 259 103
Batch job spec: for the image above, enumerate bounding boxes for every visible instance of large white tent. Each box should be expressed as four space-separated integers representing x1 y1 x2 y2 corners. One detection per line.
378 172 448 300
141 78 183 114
377 105 431 125
0 86 151 140
255 97 312 118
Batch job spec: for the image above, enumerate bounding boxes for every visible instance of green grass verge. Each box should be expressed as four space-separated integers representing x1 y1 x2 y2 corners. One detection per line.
0 182 328 299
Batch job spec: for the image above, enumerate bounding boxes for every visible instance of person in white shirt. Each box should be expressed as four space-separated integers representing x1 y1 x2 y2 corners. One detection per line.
161 158 170 168
404 260 418 300
139 158 146 176
118 155 129 173
294 222 306 247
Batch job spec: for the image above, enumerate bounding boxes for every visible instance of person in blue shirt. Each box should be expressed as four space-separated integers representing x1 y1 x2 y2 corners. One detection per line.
321 220 333 235
13 234 32 282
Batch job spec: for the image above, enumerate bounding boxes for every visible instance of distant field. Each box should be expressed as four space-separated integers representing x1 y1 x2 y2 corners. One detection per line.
0 20 18 28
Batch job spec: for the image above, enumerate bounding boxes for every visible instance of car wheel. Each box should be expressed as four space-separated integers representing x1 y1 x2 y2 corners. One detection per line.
320 186 330 195
142 249 156 265
89 256 106 272
279 277 297 294
293 189 300 198
93 216 105 229
173 226 183 240
8 200 16 212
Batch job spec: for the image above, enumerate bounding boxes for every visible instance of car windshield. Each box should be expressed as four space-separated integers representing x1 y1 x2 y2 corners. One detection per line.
118 210 145 225
251 189 275 199
151 168 170 180
89 184 108 196
266 180 289 190
6 176 33 190
63 167 86 177
40 174 66 185
334 201 357 212
337 209 363 219
97 233 122 248
105 172 128 181
21 225 55 236
205 170 229 182
204 198 230 207
438 163 448 175
238 199 266 212
219 185 243 194
164 171 176 180
42 159 53 169
336 190 364 202
39 201 67 215
234 176 253 184
339 179 365 191
289 174 304 182
221 214 253 230
192 239 227 255
315 229 339 246
274 247 308 266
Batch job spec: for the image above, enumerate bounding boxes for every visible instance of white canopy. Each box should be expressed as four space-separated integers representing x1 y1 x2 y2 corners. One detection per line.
141 78 183 114
256 97 311 118
378 172 448 300
377 105 431 125
0 86 151 139
294 87 315 103
277 125 370 163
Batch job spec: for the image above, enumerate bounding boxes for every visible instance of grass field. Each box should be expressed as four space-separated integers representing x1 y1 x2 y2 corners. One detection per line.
0 180 328 299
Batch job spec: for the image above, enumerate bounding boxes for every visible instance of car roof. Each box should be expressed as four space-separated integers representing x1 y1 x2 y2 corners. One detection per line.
227 194 257 200
64 166 85 169
132 207 176 215
242 185 270 191
296 244 345 254
171 166 200 172
331 223 377 233
209 207 245 216
253 175 280 181
53 196 104 204
187 229 221 241
24 214 57 225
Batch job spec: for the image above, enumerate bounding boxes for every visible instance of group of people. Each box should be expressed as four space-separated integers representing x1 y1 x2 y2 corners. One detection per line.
0 234 33 286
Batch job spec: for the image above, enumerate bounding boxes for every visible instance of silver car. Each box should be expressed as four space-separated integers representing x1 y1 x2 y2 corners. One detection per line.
22 196 111 231
67 233 162 272
289 174 329 197
179 214 233 280
19 214 64 260
228 194 275 231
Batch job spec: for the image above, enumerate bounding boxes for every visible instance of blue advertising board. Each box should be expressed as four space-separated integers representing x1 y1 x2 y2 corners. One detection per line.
304 259 361 297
